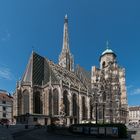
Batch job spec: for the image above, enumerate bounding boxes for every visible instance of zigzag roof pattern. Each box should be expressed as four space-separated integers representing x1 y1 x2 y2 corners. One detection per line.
21 52 91 93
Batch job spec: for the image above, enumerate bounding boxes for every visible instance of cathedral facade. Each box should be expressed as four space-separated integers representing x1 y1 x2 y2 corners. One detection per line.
13 15 128 126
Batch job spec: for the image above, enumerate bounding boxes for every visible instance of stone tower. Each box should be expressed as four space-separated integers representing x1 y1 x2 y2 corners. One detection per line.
91 42 128 123
59 15 74 71
100 41 117 69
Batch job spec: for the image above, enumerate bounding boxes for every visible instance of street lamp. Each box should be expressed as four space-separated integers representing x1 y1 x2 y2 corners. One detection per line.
95 102 98 124
25 113 30 129
102 103 105 124
91 78 99 124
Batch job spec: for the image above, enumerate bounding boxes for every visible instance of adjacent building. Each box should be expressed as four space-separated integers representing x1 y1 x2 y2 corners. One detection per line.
13 15 128 126
0 90 13 124
129 106 140 124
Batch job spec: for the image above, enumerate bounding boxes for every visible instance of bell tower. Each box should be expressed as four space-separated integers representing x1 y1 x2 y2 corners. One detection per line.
59 15 74 71
100 41 117 69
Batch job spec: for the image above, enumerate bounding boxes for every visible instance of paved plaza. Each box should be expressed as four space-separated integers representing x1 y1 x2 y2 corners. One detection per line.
1 125 140 140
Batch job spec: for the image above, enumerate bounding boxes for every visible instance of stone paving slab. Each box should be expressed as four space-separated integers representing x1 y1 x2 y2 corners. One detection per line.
0 126 13 140
0 124 36 140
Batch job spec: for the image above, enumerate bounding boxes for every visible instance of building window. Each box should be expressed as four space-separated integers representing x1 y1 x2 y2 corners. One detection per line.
33 91 42 114
82 96 87 120
72 94 78 116
2 100 6 104
3 106 6 111
63 90 70 116
3 113 6 117
53 89 59 115
23 90 29 114
49 90 52 115
102 61 106 68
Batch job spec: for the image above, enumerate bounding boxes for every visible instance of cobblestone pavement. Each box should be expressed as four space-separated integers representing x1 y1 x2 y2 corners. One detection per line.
13 127 132 140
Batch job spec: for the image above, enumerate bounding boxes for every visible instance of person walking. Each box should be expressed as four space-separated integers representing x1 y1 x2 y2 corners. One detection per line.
6 122 9 129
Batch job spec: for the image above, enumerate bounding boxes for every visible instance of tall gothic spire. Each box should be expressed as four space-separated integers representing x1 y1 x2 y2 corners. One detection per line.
59 15 74 71
62 14 70 53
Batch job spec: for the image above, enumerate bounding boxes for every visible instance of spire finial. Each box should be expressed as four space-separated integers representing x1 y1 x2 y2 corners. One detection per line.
32 46 34 52
106 40 109 49
65 14 68 19
64 14 68 23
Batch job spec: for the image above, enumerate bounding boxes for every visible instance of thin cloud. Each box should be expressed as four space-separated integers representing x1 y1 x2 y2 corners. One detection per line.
127 85 134 90
129 88 140 96
0 30 11 42
0 66 14 80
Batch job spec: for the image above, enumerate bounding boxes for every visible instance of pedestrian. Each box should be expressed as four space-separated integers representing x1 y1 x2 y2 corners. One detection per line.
6 123 9 129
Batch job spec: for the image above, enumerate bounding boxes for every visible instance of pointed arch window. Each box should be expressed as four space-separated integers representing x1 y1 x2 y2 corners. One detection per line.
63 90 70 116
90 98 93 120
49 89 52 115
72 94 78 116
17 90 22 115
23 90 29 114
53 89 59 115
102 61 106 68
82 96 87 120
33 91 42 114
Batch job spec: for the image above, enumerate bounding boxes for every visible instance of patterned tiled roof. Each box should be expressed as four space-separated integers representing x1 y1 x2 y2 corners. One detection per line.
21 52 91 93
48 60 89 92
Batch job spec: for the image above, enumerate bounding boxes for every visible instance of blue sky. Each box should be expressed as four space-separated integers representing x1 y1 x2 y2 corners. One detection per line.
0 0 140 106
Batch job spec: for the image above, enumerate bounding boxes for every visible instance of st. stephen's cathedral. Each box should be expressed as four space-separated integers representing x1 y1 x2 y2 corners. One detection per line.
13 15 128 126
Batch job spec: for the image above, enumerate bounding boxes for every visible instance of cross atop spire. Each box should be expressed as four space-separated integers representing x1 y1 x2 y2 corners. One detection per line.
65 14 68 20
64 14 68 24
106 40 109 49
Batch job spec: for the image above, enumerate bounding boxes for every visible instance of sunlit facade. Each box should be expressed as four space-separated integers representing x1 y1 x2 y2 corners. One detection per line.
13 16 128 126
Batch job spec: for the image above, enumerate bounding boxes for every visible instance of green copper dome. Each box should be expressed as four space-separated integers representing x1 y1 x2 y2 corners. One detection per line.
102 48 114 55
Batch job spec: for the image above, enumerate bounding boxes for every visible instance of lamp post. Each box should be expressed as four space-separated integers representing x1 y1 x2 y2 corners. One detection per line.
92 78 99 124
102 103 105 124
25 113 30 129
95 102 98 124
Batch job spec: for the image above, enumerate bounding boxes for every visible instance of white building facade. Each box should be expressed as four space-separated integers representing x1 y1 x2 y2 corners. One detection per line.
129 106 140 124
0 90 13 124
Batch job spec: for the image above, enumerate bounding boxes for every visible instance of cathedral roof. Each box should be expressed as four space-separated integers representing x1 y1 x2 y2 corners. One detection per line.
49 60 89 92
21 52 90 93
